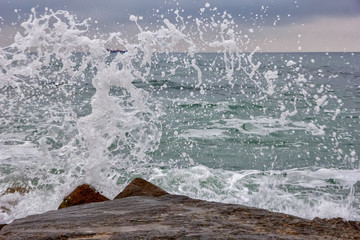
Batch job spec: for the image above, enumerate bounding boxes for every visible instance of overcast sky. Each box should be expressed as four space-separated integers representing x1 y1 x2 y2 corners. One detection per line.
0 0 359 52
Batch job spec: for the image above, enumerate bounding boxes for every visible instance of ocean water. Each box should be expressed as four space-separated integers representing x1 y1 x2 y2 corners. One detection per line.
0 9 359 224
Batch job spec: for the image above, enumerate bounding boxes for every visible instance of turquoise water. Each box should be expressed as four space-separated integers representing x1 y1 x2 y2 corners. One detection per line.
147 52 359 171
0 10 359 223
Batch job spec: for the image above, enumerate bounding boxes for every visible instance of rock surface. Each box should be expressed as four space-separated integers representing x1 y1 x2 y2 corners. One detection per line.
0 225 5 231
58 184 109 209
1 179 359 239
114 177 169 199
1 198 359 239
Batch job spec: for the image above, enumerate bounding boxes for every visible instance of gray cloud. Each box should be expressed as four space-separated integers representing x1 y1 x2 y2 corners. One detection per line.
1 0 359 27
1 0 359 51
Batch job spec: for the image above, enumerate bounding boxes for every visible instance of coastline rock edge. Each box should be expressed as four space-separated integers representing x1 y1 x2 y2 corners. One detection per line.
0 178 359 239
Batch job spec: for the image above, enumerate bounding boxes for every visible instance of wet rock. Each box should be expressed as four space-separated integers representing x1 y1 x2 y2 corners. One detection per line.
0 224 6 231
1 187 32 215
2 187 31 195
1 181 359 239
312 217 360 232
58 184 109 209
114 178 168 199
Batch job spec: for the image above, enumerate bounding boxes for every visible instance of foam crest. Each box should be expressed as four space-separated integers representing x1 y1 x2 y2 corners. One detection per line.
149 165 360 221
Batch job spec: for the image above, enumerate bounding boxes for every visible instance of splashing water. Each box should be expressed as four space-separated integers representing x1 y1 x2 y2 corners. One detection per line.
0 7 359 223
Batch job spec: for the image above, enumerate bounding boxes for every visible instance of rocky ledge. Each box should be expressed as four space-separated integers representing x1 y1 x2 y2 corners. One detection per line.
1 178 359 240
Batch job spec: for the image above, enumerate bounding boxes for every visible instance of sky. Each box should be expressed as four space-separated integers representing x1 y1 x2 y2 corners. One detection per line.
0 0 359 52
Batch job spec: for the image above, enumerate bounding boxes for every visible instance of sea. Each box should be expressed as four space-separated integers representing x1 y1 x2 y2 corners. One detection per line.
0 9 359 224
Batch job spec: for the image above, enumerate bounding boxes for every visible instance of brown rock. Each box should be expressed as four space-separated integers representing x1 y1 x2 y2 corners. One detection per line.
0 224 6 231
312 217 360 232
58 184 109 209
1 187 32 215
2 187 31 195
114 178 168 199
2 194 360 239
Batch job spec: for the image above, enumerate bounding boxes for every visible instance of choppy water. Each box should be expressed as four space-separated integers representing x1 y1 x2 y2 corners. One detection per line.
0 9 359 223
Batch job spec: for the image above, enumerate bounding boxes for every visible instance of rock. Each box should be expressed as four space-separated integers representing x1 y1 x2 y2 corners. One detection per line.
114 178 168 199
2 187 31 195
58 184 109 209
0 224 6 231
1 194 359 239
312 217 360 231
1 187 32 215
